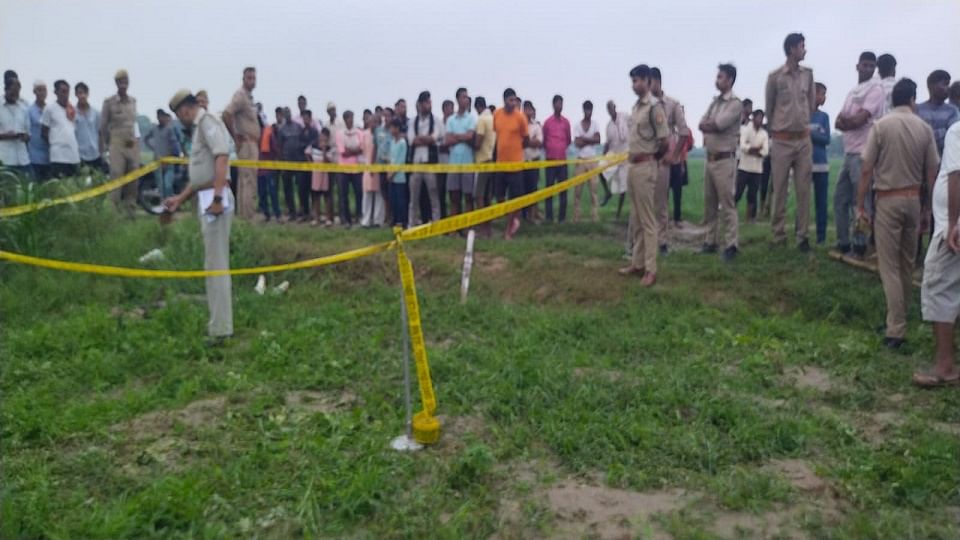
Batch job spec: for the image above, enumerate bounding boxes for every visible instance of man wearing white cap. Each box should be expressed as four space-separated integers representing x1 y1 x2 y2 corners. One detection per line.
325 101 345 133
27 80 50 180
163 89 234 344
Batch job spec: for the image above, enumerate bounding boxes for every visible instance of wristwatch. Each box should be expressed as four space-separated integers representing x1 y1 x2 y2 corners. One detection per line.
213 195 223 203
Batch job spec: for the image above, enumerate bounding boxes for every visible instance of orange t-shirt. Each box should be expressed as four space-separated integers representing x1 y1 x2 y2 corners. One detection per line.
493 108 528 162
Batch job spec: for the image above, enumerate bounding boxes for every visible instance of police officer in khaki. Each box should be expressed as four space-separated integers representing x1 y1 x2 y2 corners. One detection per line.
699 64 743 261
765 33 816 251
650 67 691 255
222 67 261 220
857 79 940 349
163 90 235 344
619 64 668 287
99 69 140 214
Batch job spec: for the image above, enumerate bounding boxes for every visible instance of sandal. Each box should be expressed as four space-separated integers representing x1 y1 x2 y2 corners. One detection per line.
912 370 960 388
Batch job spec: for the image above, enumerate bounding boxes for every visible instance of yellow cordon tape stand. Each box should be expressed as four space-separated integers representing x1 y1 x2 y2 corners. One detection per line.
0 155 625 444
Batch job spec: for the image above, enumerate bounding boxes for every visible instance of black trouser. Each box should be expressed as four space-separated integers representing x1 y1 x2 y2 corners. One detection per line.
544 164 568 222
49 162 79 179
759 156 771 207
296 171 311 217
437 172 448 218
31 164 50 181
522 167 540 219
419 180 432 222
735 170 761 218
339 173 362 225
280 169 298 216
669 163 686 222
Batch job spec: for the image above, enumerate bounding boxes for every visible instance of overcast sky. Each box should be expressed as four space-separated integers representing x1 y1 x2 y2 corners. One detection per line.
3 0 958 144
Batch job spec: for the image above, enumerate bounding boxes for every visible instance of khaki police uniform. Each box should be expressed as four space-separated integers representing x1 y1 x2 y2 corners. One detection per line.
655 94 689 244
187 105 235 338
225 87 261 219
862 106 940 339
765 62 815 244
100 92 140 211
627 94 668 273
701 91 743 249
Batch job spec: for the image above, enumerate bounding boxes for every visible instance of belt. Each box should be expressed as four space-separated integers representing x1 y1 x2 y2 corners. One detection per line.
771 130 808 141
876 186 921 199
707 151 736 162
629 153 656 163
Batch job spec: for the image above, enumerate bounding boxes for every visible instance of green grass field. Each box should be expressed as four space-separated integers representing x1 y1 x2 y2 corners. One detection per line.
2 160 959 539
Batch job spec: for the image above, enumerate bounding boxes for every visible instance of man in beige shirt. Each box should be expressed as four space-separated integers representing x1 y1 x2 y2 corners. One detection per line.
765 32 816 251
100 69 140 215
619 64 668 287
650 67 690 255
857 79 940 349
163 89 235 344
223 67 261 220
699 64 743 262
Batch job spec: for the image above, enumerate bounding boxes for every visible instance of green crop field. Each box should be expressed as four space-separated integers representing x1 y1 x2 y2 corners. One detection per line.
2 160 959 539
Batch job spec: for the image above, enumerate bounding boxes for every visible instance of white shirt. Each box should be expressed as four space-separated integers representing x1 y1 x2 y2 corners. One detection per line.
932 123 960 238
0 101 30 166
605 113 629 153
40 101 79 164
738 124 769 174
574 118 600 158
880 76 897 117
524 119 544 161
407 113 439 163
437 116 449 164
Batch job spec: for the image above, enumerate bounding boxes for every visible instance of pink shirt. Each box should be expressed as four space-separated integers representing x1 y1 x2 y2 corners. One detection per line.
839 80 885 154
542 114 572 160
336 127 363 165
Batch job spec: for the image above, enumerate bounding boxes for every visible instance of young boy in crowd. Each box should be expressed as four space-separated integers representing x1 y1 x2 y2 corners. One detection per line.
306 127 336 226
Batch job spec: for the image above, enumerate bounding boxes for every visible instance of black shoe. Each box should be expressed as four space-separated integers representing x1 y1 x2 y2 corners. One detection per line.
700 243 718 254
659 244 669 256
883 337 905 349
798 239 811 253
204 335 230 348
601 193 612 207
836 243 851 255
721 246 738 262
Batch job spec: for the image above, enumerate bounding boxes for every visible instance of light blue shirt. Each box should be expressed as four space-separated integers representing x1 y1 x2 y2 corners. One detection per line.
445 111 477 164
75 106 100 161
389 137 408 184
27 103 49 165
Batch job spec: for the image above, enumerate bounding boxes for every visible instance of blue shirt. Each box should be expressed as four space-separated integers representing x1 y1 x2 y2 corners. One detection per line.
810 109 830 165
445 111 477 164
75 106 100 161
27 103 49 165
374 125 391 163
388 137 408 184
917 101 960 155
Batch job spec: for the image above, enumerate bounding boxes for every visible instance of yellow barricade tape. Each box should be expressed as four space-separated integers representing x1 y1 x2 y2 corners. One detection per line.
160 154 623 174
0 155 622 277
400 155 626 241
0 162 160 218
394 229 438 416
0 241 394 278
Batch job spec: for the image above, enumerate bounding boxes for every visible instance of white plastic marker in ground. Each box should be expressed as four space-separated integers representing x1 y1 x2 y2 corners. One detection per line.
254 275 266 295
138 248 165 264
460 229 475 304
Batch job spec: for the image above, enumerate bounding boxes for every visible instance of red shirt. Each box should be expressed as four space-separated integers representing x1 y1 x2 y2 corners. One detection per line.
542 114 572 160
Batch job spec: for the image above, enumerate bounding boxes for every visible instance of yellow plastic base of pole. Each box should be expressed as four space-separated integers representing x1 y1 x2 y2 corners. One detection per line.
412 411 441 445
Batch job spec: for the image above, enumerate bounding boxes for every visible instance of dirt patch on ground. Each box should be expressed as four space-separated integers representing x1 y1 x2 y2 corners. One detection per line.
750 396 788 409
110 396 228 476
433 414 491 456
765 459 828 494
284 389 357 415
708 507 809 539
665 221 709 251
111 396 227 443
545 482 690 539
784 365 835 392
476 255 510 274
